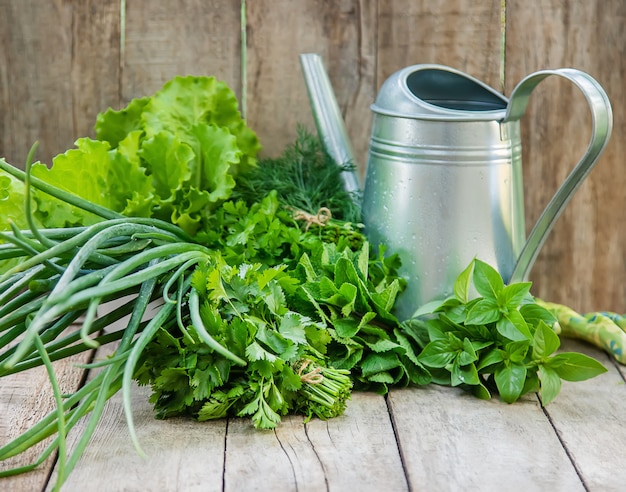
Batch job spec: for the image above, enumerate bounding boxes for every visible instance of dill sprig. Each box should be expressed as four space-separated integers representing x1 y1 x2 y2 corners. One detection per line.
232 126 362 223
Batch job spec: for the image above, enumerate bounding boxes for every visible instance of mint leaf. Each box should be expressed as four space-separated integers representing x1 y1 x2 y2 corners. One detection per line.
360 352 401 378
334 317 361 338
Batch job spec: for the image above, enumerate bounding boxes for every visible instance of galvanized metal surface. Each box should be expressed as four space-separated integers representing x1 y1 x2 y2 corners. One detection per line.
361 65 612 320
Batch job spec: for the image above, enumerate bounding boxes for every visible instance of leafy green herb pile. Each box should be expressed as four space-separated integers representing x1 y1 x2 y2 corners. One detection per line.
0 75 608 489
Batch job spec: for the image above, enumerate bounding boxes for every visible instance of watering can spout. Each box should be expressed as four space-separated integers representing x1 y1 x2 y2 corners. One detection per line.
299 53 362 196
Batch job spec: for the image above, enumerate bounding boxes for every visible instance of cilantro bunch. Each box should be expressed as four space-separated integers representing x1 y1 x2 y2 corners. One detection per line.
406 259 607 404
136 190 424 428
137 254 352 428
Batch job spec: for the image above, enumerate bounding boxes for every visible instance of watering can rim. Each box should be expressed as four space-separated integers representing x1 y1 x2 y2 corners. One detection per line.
370 63 510 122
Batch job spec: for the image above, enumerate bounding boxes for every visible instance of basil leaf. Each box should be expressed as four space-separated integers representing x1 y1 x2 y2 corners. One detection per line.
538 365 562 405
454 259 474 303
498 282 532 310
495 363 527 403
532 321 561 360
465 298 500 325
450 360 480 386
417 340 456 368
472 259 504 300
496 311 532 341
548 353 608 381
503 340 530 364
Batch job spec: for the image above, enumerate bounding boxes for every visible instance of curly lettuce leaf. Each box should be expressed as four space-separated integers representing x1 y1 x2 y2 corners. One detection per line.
30 139 113 226
2 75 259 236
28 137 154 227
139 76 260 174
0 169 38 231
95 96 150 147
95 75 260 235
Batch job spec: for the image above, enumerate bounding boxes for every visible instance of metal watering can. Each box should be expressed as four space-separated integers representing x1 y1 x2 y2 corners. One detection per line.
300 54 613 321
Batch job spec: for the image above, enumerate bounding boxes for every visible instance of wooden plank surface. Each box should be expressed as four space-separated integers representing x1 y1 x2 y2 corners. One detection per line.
53 383 227 492
2 0 626 317
52 388 407 491
504 0 626 313
0 356 92 491
3 340 626 491
377 0 503 91
388 387 584 491
2 2 626 490
224 392 407 492
542 339 626 491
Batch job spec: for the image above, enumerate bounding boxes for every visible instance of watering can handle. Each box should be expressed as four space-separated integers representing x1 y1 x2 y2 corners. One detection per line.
504 68 613 283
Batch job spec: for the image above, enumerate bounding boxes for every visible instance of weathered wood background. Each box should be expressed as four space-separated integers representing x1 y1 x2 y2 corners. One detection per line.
1 0 624 313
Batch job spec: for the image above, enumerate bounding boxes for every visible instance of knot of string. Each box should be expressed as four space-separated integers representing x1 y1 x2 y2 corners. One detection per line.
296 359 324 384
292 207 332 231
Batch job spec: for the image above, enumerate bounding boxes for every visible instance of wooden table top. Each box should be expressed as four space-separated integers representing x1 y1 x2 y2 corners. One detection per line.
1 338 624 492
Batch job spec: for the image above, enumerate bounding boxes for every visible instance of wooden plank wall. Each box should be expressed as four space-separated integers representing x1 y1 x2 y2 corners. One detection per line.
1 0 624 313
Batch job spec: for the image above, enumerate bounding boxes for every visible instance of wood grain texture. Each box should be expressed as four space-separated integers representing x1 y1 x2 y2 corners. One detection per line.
245 0 377 171
55 383 227 492
0 356 92 491
122 0 242 106
4 344 625 491
2 0 624 317
504 0 626 313
388 386 585 491
224 392 407 492
543 339 626 492
0 0 120 168
377 0 503 91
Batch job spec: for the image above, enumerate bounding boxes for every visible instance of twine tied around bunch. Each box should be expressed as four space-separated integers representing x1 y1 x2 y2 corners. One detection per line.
292 207 332 231
296 359 324 384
